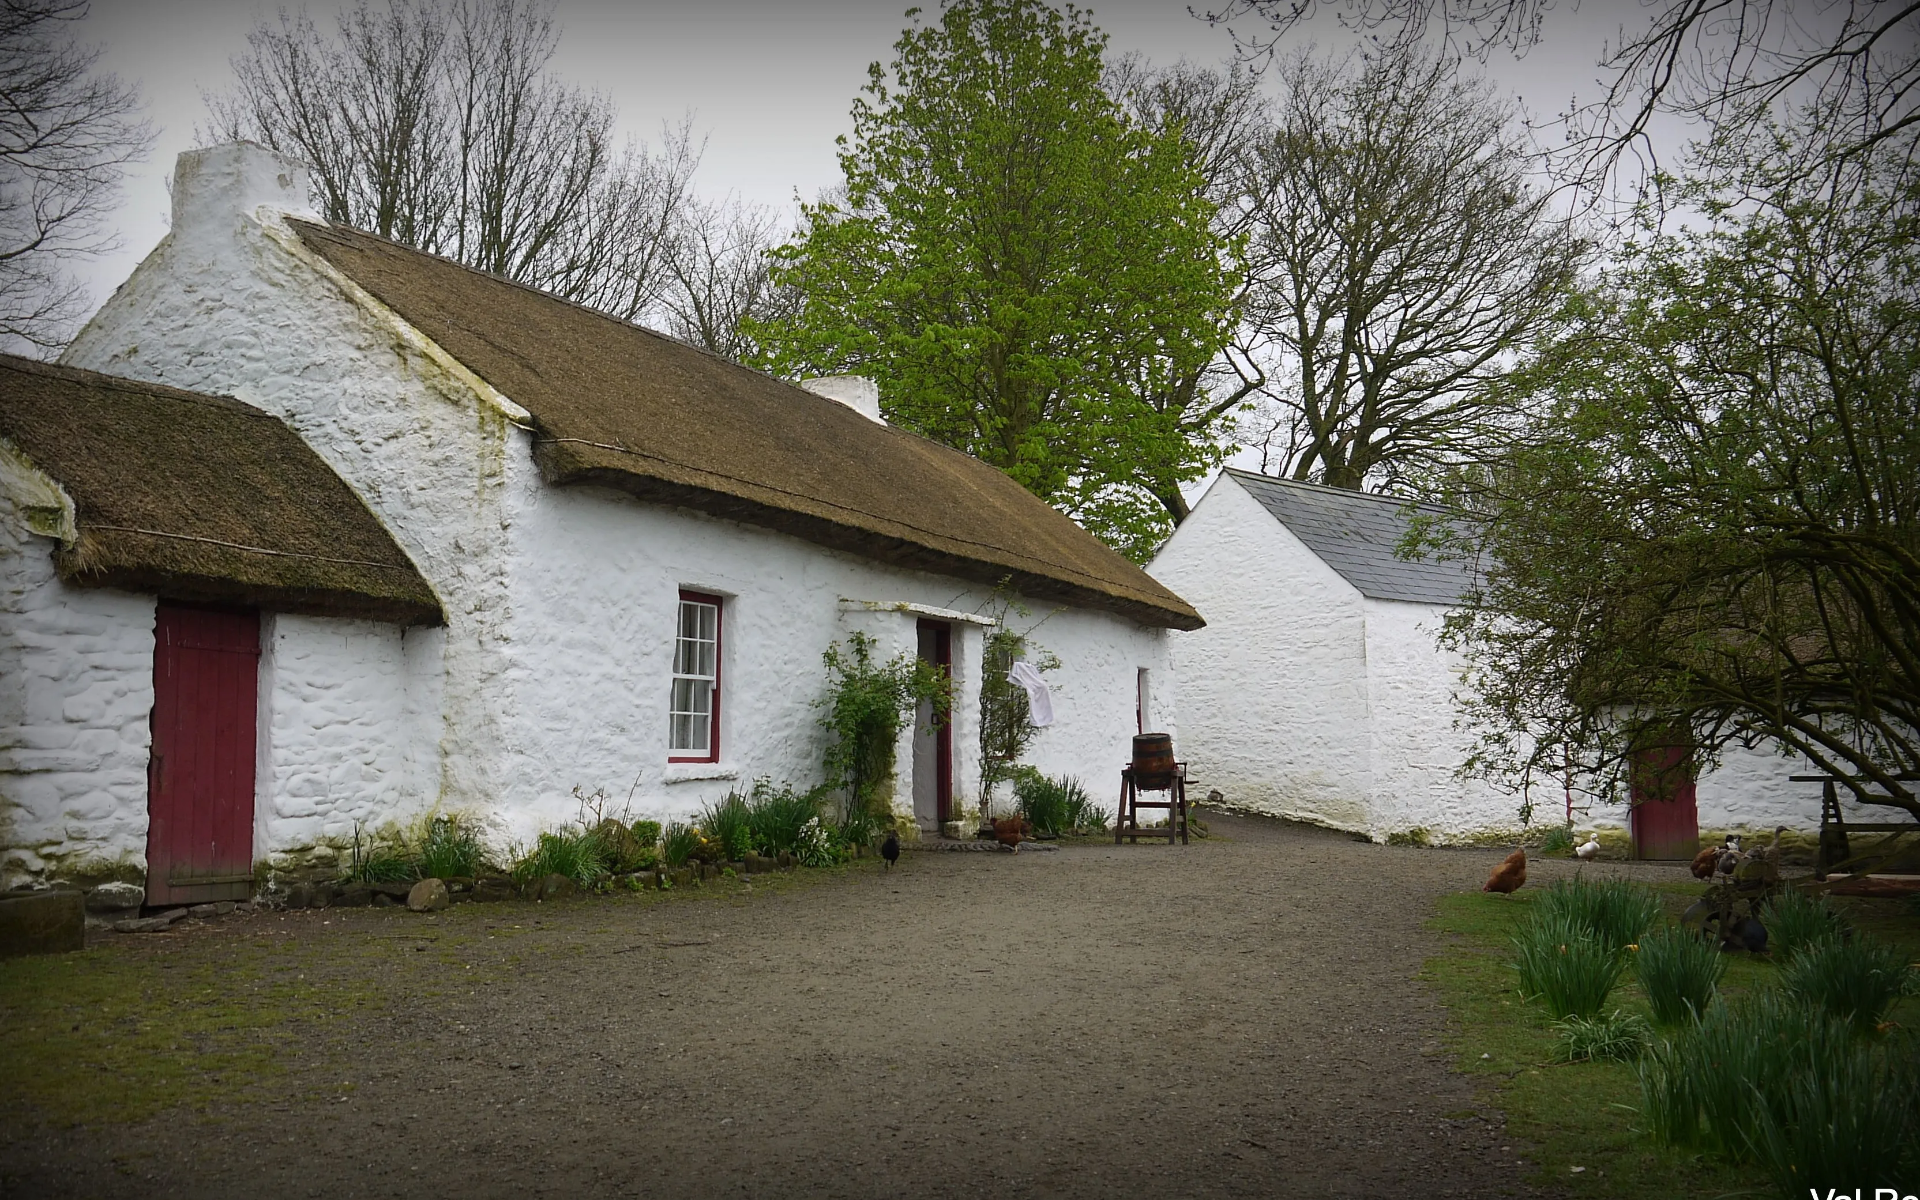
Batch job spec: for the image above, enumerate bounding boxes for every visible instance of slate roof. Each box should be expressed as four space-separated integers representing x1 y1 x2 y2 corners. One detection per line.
1225 468 1473 606
292 220 1202 631
0 354 442 625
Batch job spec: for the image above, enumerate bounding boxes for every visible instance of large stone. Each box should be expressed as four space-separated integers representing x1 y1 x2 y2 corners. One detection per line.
335 882 373 908
533 873 577 902
371 880 415 899
188 901 236 917
112 915 176 934
85 882 145 914
0 889 85 957
406 878 450 912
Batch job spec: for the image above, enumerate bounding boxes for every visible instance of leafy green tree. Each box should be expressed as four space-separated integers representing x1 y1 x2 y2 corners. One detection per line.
749 0 1240 559
1427 109 1920 822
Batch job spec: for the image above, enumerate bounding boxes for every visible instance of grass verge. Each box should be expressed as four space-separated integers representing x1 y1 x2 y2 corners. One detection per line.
1421 883 1920 1200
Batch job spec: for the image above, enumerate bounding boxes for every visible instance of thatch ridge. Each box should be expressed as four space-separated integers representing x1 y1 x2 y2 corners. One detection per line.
290 219 1203 631
1 354 442 625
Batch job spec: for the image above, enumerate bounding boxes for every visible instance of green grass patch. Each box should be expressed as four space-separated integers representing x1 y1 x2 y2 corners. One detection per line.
0 940 380 1127
1425 885 1920 1200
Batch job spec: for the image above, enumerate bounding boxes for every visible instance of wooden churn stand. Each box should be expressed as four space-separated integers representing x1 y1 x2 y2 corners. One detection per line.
1116 733 1189 844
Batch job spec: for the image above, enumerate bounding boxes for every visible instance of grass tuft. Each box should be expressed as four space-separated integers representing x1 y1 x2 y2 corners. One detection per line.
1513 910 1627 1019
699 792 755 862
416 814 489 879
1535 876 1662 952
1634 923 1725 1026
1765 886 1846 960
511 827 609 888
1537 824 1576 857
1552 1009 1650 1062
1777 933 1913 1035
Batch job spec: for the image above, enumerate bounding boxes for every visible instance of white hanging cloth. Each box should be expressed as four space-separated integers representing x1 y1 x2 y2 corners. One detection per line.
1006 659 1055 727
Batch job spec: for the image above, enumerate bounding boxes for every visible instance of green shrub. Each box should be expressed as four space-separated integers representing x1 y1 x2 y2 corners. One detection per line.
700 793 755 862
629 819 662 848
1535 876 1662 952
342 824 417 884
1537 824 1576 857
1064 781 1110 833
1747 1029 1920 1196
1779 934 1913 1035
1635 923 1726 1026
1765 887 1846 960
1513 911 1627 1019
415 814 489 879
588 818 656 873
1552 1009 1650 1062
1013 768 1105 836
512 827 609 888
660 821 701 868
1387 826 1433 847
742 779 826 855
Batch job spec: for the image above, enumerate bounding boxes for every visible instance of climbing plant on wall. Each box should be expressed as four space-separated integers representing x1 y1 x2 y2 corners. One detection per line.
819 632 950 829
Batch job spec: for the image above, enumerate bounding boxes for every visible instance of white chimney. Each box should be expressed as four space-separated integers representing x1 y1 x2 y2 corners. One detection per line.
169 142 322 252
800 375 885 424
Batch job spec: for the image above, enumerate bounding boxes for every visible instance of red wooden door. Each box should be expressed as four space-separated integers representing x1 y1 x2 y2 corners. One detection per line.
1630 737 1699 860
916 619 953 824
146 604 261 906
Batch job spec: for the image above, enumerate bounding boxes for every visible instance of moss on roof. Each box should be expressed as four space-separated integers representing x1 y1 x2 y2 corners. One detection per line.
0 354 441 625
291 220 1202 631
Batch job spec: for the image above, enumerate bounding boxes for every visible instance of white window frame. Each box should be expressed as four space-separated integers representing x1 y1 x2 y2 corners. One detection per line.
669 591 722 762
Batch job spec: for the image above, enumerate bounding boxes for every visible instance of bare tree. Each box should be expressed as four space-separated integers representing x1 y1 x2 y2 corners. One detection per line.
206 0 697 323
659 195 785 363
0 0 149 354
1237 47 1583 490
1198 0 1920 186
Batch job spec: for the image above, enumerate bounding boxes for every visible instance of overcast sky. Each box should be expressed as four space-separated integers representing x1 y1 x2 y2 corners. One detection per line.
73 0 1661 323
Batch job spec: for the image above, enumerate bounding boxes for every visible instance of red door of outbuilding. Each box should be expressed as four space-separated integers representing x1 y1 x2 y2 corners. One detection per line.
146 604 261 906
1630 737 1700 861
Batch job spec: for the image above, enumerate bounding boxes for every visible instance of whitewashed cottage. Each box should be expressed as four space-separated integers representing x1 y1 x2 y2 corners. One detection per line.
1149 468 1825 855
3 141 1199 903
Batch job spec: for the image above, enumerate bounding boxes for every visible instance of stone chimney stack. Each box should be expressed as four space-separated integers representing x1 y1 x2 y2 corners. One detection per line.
169 142 322 254
800 375 885 424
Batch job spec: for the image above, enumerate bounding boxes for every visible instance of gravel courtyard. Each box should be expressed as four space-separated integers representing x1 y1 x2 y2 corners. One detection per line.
1 813 1676 1199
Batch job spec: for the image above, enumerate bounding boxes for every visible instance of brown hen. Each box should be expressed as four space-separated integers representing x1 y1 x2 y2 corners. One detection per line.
992 816 1031 852
1483 848 1526 894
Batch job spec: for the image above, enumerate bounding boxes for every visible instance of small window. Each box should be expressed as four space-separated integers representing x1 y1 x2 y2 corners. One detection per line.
670 591 722 761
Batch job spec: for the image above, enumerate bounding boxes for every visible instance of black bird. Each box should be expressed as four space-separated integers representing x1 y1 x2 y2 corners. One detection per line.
881 829 900 870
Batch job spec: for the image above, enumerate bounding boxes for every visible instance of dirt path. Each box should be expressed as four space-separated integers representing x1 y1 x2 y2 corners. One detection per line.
6 814 1678 1199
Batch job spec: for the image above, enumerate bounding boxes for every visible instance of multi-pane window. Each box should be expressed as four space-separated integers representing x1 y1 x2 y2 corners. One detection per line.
669 591 721 760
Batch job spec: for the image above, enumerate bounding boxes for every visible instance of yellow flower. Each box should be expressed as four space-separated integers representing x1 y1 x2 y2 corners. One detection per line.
1626 944 1640 952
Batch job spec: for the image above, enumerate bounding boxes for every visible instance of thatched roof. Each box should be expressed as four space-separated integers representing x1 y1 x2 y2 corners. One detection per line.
0 355 441 625
292 221 1203 631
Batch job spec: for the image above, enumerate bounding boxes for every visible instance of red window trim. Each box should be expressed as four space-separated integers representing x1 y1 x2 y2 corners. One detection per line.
669 589 723 763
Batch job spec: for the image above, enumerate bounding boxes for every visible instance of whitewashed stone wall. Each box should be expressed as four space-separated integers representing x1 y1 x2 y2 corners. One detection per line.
0 493 156 888
64 142 1175 852
1362 597 1518 839
255 613 429 862
1148 473 1371 828
500 463 1172 840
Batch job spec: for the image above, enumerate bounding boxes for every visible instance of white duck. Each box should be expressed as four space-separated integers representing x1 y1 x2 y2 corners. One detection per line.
1574 835 1601 861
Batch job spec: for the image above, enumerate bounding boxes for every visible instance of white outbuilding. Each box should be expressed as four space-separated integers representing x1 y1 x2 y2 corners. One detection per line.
1150 468 1825 854
3 141 1200 902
